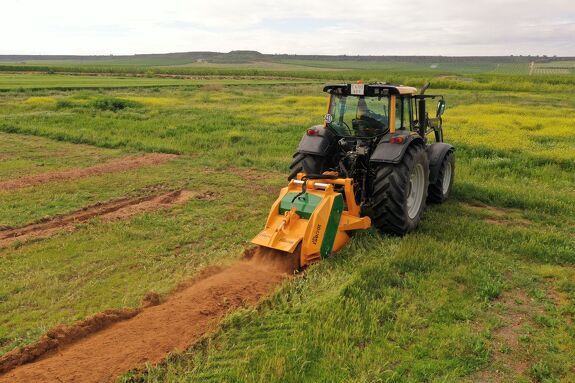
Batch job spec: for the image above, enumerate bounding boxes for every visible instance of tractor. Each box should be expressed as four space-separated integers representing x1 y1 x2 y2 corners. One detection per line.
252 82 454 268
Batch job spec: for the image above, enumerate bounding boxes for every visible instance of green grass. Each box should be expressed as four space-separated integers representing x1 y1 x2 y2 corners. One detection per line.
0 132 125 181
0 53 539 75
0 73 319 90
0 156 185 227
0 146 285 354
0 69 573 382
277 58 512 74
131 201 574 382
1 84 574 171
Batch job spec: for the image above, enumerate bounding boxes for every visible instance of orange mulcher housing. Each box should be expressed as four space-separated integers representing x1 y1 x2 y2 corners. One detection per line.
251 173 371 267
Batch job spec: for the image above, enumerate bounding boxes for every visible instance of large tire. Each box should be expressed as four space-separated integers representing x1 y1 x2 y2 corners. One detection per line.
428 151 455 203
371 144 429 235
288 152 326 180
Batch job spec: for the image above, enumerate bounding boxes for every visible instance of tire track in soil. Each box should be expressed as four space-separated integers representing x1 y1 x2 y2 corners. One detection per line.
0 153 177 191
0 189 198 248
0 247 293 383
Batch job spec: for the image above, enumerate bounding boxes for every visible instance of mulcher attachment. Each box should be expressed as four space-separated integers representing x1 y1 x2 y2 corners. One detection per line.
251 173 371 268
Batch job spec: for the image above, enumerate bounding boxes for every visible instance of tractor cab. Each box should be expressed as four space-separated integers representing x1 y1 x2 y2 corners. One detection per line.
324 83 418 138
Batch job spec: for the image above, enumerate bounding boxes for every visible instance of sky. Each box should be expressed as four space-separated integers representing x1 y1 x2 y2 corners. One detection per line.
2 0 574 56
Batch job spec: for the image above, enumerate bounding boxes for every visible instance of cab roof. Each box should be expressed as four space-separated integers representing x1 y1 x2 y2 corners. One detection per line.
323 83 418 96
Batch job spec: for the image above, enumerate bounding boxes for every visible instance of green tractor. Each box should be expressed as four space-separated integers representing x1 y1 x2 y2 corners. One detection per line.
288 82 454 235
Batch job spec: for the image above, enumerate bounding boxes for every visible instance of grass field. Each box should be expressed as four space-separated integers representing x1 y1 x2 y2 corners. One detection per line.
0 52 546 75
0 73 320 90
277 58 516 74
0 63 574 382
532 61 575 75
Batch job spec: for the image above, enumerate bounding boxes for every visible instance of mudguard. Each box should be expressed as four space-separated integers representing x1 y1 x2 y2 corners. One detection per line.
427 142 454 184
370 133 424 164
297 125 336 157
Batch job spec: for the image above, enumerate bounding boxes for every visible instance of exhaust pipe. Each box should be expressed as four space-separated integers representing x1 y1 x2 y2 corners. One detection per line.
420 82 430 95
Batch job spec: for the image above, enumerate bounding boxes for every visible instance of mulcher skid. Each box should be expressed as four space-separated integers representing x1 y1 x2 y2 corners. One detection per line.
251 173 371 267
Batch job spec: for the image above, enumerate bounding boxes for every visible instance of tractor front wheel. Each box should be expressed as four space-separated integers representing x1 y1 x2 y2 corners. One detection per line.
428 151 455 203
371 144 430 235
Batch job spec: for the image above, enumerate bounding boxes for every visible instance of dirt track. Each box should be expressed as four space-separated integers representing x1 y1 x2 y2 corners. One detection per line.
0 248 292 383
0 153 177 190
0 189 196 248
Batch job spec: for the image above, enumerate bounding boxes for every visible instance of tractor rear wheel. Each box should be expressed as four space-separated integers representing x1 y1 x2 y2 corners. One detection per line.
288 152 327 180
371 144 429 235
428 151 455 203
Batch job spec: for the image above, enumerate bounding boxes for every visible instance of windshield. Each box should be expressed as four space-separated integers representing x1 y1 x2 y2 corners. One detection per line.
327 95 390 137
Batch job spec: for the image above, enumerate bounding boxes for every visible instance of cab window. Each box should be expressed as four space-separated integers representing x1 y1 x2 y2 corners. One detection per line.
395 96 412 130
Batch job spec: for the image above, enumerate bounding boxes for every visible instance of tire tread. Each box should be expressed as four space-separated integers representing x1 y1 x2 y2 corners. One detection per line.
371 144 429 235
428 151 454 203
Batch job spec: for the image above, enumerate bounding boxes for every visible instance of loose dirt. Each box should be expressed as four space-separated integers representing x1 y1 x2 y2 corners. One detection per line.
0 309 141 375
491 290 534 377
468 289 541 382
461 201 532 227
0 189 196 248
0 247 294 383
0 153 177 191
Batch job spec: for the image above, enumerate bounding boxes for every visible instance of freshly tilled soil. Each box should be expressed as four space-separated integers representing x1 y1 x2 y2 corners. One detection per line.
0 153 177 191
0 247 294 383
0 309 141 374
0 189 196 248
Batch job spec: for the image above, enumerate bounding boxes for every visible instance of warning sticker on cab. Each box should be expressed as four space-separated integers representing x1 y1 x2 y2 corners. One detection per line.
350 83 365 95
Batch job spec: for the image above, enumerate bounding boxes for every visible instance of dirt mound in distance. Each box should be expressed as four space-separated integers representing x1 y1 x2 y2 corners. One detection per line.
0 247 297 383
0 189 196 248
0 153 177 191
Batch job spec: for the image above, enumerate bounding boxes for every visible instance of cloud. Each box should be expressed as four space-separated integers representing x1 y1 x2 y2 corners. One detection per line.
1 0 573 55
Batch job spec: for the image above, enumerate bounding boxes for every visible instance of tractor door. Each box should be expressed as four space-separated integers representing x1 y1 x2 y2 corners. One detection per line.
396 96 413 131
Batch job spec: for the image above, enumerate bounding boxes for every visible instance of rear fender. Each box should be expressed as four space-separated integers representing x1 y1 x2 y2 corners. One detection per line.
427 143 454 184
370 133 424 164
297 125 336 157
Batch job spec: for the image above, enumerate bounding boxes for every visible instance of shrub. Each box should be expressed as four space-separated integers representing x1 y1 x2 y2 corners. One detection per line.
55 99 74 109
90 97 142 112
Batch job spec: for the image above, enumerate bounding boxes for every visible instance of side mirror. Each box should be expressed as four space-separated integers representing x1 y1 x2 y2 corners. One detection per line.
436 99 446 118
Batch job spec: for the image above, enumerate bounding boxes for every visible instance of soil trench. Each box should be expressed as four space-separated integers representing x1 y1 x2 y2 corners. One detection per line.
0 247 293 383
0 189 195 248
0 153 177 191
